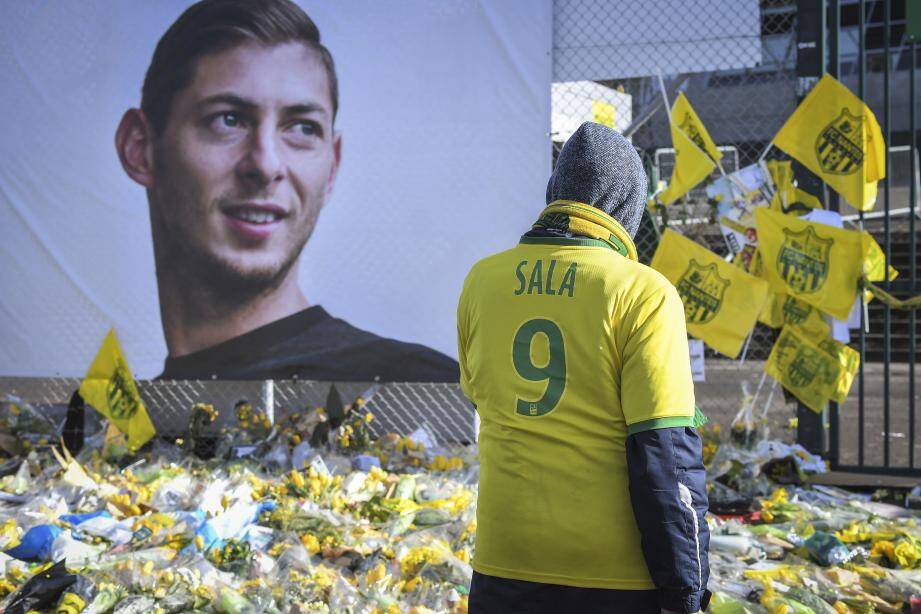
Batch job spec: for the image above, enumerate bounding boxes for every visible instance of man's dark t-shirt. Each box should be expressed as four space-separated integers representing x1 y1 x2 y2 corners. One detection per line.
158 306 459 382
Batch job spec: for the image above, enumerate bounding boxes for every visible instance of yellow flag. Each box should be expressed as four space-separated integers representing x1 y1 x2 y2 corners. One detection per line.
765 325 859 412
651 229 769 358
592 100 616 128
772 74 885 212
658 94 717 204
769 186 823 215
816 334 860 404
757 292 829 336
862 231 898 283
766 160 794 195
755 207 867 321
671 92 722 163
79 329 156 451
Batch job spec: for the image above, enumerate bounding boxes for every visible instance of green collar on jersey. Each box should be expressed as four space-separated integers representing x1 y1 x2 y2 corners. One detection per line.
519 236 614 249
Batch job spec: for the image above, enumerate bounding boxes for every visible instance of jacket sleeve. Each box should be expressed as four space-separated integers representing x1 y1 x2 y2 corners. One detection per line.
627 425 711 614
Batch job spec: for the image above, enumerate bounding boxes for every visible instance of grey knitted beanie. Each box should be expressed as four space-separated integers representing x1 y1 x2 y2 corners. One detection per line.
546 122 647 238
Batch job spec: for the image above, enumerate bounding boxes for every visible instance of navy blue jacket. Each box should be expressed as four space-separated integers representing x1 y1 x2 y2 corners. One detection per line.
627 426 711 613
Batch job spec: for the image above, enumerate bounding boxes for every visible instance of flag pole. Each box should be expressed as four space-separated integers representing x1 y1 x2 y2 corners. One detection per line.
656 70 672 123
659 70 731 181
760 379 779 421
738 329 754 367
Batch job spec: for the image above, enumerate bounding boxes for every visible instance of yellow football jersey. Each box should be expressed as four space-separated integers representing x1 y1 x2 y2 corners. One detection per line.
457 235 696 589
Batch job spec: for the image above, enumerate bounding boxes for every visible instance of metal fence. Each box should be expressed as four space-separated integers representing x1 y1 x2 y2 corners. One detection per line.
1 1 917 466
0 377 477 446
826 0 920 475
552 0 802 435
552 0 919 468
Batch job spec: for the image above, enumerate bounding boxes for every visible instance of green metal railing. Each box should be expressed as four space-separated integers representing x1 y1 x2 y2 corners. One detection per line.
826 0 920 475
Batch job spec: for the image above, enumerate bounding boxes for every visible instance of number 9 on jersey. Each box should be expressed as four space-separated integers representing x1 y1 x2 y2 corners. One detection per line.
512 319 566 417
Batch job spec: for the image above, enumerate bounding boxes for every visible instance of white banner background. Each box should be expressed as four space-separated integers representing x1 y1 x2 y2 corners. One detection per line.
0 0 552 377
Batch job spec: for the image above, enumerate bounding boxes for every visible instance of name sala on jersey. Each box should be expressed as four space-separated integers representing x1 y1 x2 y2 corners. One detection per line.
514 259 577 297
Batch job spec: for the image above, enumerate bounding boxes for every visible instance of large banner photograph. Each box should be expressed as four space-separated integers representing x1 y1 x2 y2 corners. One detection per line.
0 0 552 381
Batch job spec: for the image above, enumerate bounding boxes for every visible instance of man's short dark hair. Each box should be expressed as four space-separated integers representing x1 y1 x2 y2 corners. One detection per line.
141 0 338 135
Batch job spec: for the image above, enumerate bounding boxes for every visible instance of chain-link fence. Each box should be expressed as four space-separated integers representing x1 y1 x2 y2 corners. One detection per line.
0 1 809 446
551 0 801 436
0 377 476 446
2 2 915 451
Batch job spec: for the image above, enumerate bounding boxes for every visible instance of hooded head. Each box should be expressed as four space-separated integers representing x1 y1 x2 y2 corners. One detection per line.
546 122 647 238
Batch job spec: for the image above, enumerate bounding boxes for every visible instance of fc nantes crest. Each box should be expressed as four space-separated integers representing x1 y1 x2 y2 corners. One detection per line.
675 260 729 324
106 365 142 420
679 113 708 154
775 333 837 388
816 109 863 175
788 345 830 388
777 226 833 294
781 295 813 325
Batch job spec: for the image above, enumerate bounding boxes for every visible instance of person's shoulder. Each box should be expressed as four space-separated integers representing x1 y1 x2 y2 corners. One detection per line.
458 246 521 301
589 252 674 299
594 258 681 325
621 259 676 299
465 246 521 277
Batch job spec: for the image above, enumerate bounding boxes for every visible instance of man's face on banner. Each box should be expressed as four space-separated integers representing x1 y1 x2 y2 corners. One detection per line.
150 42 340 290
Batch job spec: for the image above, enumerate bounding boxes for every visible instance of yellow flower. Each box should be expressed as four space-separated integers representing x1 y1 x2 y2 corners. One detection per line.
835 522 863 544
702 443 718 465
366 562 387 584
402 576 421 592
873 539 921 568
0 578 16 596
300 534 320 555
400 546 444 576
894 540 921 568
311 565 338 588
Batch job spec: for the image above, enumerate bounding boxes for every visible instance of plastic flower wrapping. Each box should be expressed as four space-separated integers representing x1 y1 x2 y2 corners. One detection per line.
0 392 475 613
1 393 921 613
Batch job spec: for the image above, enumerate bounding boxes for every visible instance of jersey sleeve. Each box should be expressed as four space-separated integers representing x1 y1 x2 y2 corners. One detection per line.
456 275 474 403
619 282 695 433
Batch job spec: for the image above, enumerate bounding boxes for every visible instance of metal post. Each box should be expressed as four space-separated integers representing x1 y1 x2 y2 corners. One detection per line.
909 34 918 470
882 0 891 468
827 0 841 466
856 0 866 468
794 0 827 454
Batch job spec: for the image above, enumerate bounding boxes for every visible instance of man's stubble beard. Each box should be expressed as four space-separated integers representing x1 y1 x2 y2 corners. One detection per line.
149 191 323 309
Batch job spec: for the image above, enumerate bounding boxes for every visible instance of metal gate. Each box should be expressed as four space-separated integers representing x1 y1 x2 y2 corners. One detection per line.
819 0 920 475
